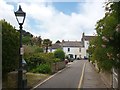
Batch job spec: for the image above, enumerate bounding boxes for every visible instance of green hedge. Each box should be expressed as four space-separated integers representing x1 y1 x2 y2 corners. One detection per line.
2 20 19 79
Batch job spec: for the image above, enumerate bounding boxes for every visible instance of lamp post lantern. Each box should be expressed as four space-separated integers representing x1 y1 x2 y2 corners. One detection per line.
14 5 26 90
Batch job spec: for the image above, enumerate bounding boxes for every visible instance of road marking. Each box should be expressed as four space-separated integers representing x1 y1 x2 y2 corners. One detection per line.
77 62 86 90
31 65 69 90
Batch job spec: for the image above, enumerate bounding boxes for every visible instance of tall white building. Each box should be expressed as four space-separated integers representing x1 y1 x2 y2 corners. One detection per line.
81 33 95 58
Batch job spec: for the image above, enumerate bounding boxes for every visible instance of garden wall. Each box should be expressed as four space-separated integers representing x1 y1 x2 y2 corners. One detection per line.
51 61 66 73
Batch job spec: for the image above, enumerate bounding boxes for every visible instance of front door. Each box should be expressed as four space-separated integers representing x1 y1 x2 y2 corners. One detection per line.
75 55 77 59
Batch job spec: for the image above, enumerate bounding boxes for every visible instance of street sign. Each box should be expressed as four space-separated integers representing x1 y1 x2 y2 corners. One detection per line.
20 47 24 55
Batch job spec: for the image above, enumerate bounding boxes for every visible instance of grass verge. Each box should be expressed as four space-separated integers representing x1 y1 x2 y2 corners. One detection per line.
27 72 50 88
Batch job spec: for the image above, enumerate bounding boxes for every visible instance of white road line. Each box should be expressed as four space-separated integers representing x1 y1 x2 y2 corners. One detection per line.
31 66 68 90
77 62 86 90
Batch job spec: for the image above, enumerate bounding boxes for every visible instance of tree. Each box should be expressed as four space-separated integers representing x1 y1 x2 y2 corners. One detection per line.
54 49 65 61
1 19 19 78
18 29 33 45
88 2 120 70
42 39 52 53
22 35 32 45
31 36 42 46
36 36 42 47
31 36 37 45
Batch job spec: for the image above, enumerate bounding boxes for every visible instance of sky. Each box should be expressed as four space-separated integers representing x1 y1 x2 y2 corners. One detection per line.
0 0 106 43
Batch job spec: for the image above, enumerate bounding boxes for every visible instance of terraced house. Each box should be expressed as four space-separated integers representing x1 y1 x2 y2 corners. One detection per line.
49 33 95 59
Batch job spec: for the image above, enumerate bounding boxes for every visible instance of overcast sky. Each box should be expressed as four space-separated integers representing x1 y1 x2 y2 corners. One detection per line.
0 0 105 43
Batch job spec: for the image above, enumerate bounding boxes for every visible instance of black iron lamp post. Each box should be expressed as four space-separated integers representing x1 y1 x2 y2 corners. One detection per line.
14 5 26 90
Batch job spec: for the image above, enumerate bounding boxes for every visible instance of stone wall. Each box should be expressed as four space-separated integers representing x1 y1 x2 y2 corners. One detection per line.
7 71 27 88
7 71 18 88
51 61 66 73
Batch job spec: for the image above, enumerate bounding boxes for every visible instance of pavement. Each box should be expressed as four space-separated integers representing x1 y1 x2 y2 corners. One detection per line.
82 61 107 88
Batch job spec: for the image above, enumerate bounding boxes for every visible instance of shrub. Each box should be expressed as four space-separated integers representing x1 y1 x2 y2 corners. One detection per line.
24 45 44 58
54 49 65 61
25 53 55 71
2 20 19 78
53 58 61 63
32 64 51 74
35 47 44 53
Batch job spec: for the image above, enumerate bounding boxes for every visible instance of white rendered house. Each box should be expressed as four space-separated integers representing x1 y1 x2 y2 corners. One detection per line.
81 33 95 58
62 41 82 59
50 40 82 59
49 33 95 59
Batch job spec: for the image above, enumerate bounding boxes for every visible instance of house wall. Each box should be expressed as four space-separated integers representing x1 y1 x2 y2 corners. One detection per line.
50 49 56 53
81 47 86 58
85 40 89 50
47 48 51 53
63 47 81 58
48 48 56 53
84 40 90 58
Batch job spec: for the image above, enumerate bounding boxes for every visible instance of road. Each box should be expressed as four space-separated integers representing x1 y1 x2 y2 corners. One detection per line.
33 60 87 89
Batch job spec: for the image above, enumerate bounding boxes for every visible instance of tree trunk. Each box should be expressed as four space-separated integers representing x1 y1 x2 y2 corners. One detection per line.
46 46 48 53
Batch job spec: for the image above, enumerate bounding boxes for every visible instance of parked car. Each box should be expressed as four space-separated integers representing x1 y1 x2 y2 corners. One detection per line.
84 56 88 60
68 58 75 62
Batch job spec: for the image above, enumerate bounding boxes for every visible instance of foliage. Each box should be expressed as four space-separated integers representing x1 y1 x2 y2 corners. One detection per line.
53 58 61 63
30 36 42 46
36 36 42 47
21 29 33 37
42 39 52 53
1 19 19 77
32 64 51 74
22 35 32 45
88 2 120 70
24 45 44 58
21 30 42 46
25 53 54 71
35 47 44 53
54 49 65 61
17 29 33 45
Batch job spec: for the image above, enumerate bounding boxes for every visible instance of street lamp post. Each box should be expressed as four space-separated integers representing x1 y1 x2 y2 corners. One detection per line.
14 5 26 90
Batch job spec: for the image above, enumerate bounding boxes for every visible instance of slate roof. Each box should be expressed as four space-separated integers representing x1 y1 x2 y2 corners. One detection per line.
83 36 95 41
62 41 82 47
51 43 62 49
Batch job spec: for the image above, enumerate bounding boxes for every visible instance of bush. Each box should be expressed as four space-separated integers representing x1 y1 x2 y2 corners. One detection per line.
53 58 61 63
25 53 55 71
24 45 44 58
54 49 65 61
2 20 19 78
35 47 44 53
32 64 51 74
